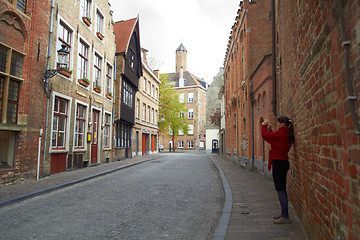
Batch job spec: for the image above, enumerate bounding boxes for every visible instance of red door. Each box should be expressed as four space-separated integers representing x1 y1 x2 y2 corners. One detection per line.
152 135 155 152
142 133 146 155
91 110 99 164
50 153 67 174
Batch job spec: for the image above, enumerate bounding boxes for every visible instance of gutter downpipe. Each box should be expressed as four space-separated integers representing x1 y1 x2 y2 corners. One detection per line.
336 0 360 135
42 0 56 177
250 81 255 171
271 0 277 116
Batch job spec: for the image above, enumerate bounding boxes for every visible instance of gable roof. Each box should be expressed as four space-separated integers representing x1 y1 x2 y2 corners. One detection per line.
167 71 207 89
114 17 138 53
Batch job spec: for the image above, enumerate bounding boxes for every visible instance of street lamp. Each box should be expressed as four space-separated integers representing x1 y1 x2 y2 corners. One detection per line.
43 44 69 79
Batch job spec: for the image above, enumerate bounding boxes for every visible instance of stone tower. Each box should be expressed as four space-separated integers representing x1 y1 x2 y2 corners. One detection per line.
175 43 187 72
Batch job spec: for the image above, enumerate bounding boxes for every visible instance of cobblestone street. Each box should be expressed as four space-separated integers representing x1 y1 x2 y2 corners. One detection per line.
0 153 223 240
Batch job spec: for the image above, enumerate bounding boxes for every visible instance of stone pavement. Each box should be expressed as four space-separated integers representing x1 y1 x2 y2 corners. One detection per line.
211 154 308 240
0 153 308 240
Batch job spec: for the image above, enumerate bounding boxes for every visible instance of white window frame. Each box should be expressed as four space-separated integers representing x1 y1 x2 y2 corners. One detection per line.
188 124 194 135
80 0 93 25
188 109 194 119
93 51 103 92
188 92 194 103
188 141 194 149
105 61 113 95
142 103 146 121
56 17 74 76
95 6 105 36
178 140 184 148
77 36 90 84
73 99 89 152
103 111 112 150
179 93 184 103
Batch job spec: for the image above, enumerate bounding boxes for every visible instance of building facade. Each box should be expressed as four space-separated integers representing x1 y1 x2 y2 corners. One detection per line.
160 44 207 151
113 17 142 160
0 0 52 185
224 0 272 171
275 1 360 239
43 0 116 175
132 48 160 156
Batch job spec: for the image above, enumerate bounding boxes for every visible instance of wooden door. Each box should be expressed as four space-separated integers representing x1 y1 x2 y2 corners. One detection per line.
142 133 146 155
50 153 67 174
91 110 99 164
151 135 155 152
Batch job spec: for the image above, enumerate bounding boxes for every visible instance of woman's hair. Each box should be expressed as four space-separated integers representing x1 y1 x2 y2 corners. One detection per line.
278 116 295 144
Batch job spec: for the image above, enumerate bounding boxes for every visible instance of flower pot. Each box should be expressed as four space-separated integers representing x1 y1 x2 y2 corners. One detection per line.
106 94 113 100
78 79 89 87
82 17 91 26
59 70 71 78
94 87 101 93
96 32 104 40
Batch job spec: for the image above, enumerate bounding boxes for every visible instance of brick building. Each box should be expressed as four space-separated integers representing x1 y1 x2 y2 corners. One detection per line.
113 17 142 160
275 1 360 239
225 0 360 239
160 44 208 151
43 0 116 175
224 0 272 171
132 48 160 156
0 0 52 185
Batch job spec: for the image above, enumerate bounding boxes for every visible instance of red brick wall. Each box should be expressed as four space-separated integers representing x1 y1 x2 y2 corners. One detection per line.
276 0 360 239
0 0 51 185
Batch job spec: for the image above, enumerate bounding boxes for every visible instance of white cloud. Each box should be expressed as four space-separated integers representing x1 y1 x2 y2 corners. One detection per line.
109 0 240 84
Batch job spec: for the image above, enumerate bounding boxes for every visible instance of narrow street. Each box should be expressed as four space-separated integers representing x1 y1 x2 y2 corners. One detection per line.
0 153 223 240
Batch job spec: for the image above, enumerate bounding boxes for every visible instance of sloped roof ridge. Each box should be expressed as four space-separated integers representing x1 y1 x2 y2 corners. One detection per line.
114 17 138 53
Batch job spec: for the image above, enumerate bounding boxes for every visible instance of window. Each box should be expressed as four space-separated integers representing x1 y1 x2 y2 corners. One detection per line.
74 104 86 148
115 121 131 148
104 113 111 148
7 0 27 13
179 111 184 118
188 109 194 119
136 99 140 119
106 63 112 94
178 128 184 136
188 141 194 149
57 21 72 69
52 97 68 149
122 81 133 108
152 84 154 97
151 108 154 124
178 140 184 148
0 131 15 168
188 124 194 135
179 93 184 103
188 92 194 103
169 127 173 136
78 40 89 80
129 49 135 69
142 103 146 121
155 88 158 100
142 78 146 91
147 106 150 122
93 53 102 89
96 9 104 34
147 81 151 94
80 0 91 19
0 44 24 124
155 110 158 125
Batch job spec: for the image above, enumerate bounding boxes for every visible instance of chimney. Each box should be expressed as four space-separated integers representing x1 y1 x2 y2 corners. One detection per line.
153 70 159 78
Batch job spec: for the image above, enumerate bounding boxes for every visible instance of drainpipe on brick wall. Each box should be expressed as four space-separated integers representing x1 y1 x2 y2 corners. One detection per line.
271 0 277 116
42 0 56 177
336 0 360 135
250 81 255 171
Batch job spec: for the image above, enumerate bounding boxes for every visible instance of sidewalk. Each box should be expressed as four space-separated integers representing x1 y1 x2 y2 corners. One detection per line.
211 154 308 240
0 154 163 206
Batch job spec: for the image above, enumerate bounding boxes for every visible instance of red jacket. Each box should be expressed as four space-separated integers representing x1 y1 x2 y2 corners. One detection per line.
261 125 291 171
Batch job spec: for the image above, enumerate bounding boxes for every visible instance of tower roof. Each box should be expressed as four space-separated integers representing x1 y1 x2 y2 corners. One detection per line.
176 43 187 52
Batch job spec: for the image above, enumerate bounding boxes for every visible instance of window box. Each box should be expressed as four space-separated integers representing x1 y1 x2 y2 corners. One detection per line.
96 32 104 40
93 86 101 93
78 78 90 87
57 67 72 78
106 92 113 100
82 17 91 26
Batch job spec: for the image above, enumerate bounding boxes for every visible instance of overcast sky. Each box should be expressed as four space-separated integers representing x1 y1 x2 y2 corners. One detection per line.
108 0 241 84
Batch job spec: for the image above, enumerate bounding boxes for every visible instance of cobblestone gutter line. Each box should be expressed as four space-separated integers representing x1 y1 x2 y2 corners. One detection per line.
210 155 233 240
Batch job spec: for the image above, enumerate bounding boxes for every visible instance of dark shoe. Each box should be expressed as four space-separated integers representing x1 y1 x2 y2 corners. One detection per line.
274 217 291 224
273 214 282 220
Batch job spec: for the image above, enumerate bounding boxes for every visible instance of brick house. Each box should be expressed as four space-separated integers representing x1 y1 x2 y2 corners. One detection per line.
43 0 116 175
224 0 272 171
160 43 208 151
133 48 160 156
225 0 360 239
0 0 52 185
113 17 142 160
275 1 360 239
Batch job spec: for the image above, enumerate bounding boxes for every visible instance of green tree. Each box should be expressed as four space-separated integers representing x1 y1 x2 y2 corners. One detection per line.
159 74 188 151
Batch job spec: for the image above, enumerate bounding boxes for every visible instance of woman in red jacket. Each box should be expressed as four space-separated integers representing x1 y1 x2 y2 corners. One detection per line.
261 116 294 224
